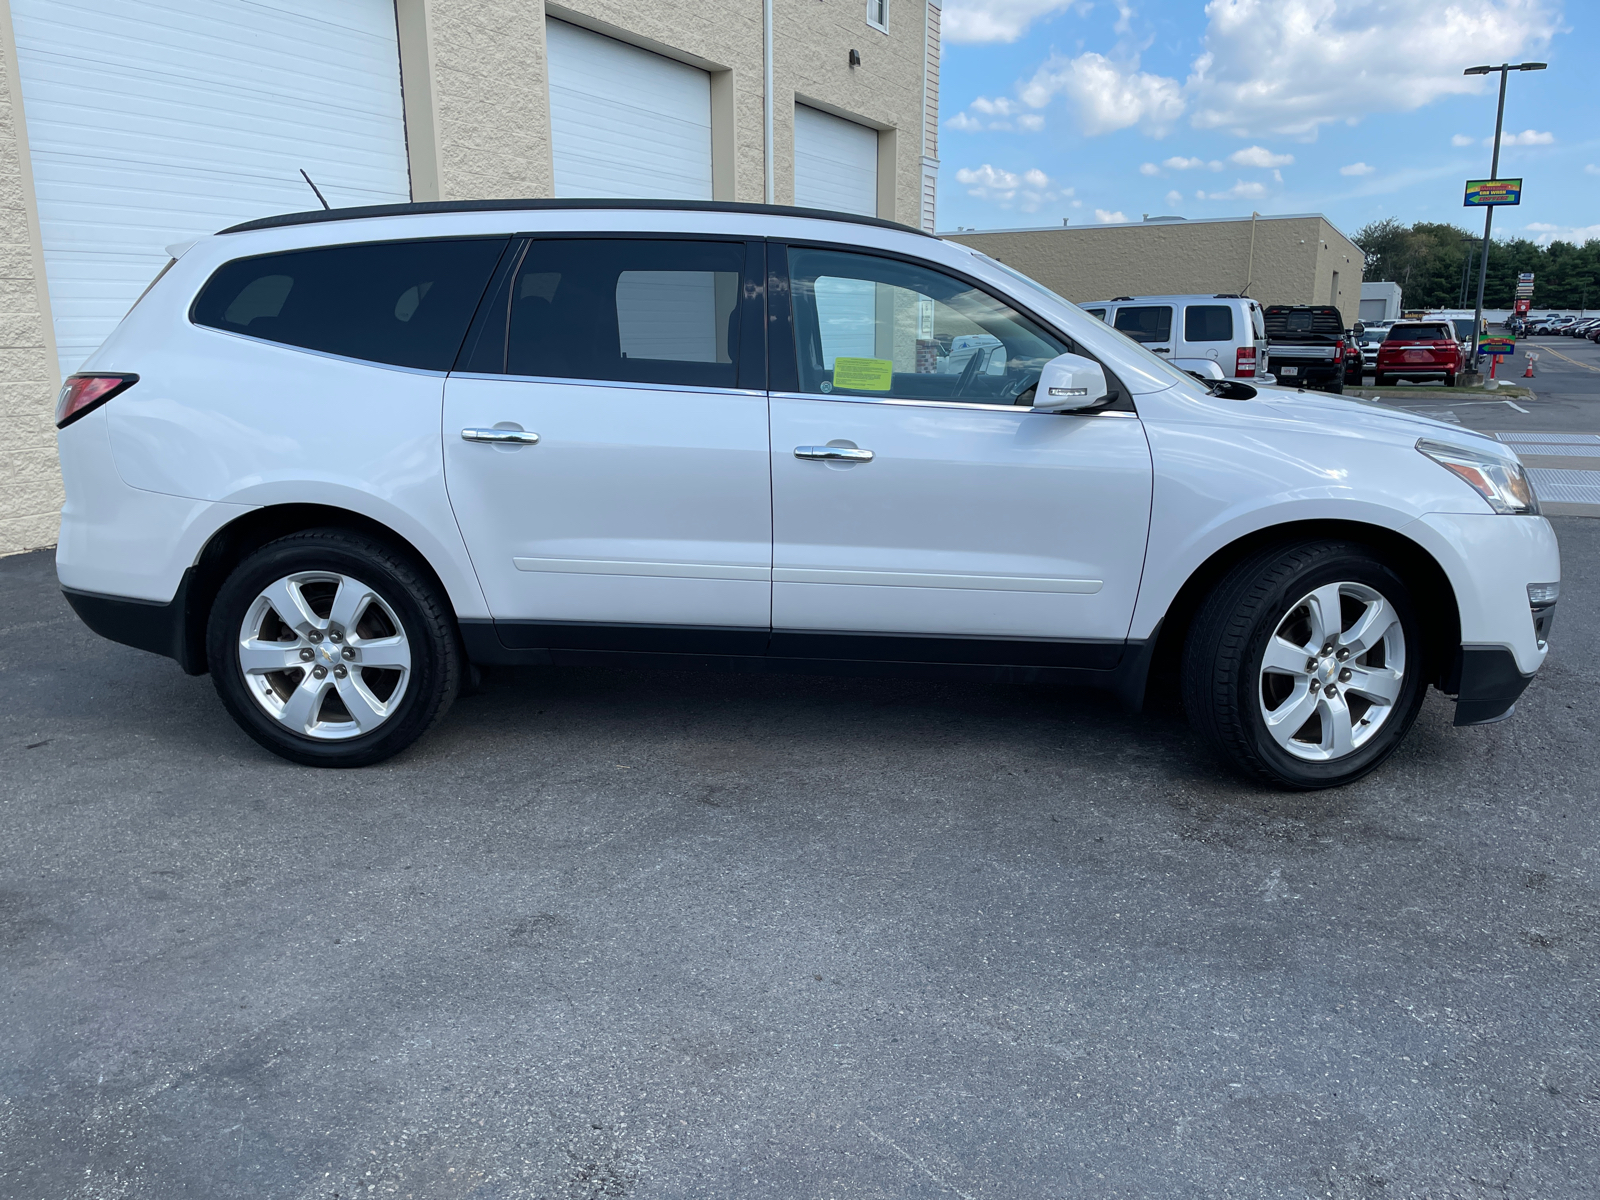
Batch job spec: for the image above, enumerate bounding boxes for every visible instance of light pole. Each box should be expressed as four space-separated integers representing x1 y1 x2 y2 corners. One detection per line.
1463 61 1546 378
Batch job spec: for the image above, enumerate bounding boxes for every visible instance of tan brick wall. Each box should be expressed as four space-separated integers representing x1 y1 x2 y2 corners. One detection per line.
0 1 61 558
945 215 1365 327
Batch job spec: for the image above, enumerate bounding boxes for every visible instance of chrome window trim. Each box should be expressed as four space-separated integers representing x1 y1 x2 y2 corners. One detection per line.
447 372 766 399
770 390 1140 417
189 325 451 377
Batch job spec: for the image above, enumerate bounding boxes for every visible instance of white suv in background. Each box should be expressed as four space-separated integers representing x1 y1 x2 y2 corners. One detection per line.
1080 294 1271 382
56 200 1557 788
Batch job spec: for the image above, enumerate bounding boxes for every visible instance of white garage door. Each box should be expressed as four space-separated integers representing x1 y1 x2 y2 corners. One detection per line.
547 20 712 202
794 105 878 217
10 0 411 378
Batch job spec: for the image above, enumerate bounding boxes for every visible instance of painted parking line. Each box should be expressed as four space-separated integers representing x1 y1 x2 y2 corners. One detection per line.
1535 345 1600 374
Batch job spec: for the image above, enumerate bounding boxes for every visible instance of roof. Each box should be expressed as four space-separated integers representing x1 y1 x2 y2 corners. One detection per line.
940 212 1353 241
1077 293 1258 305
219 197 933 238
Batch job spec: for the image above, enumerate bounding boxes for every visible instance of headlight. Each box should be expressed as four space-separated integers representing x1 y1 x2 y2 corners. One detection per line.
1416 438 1540 515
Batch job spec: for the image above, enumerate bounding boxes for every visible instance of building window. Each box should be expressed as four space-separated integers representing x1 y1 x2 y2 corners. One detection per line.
866 0 888 33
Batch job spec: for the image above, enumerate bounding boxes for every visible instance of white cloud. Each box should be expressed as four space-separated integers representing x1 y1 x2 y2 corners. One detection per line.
1162 156 1209 171
1525 222 1600 246
1340 162 1376 176
955 163 1071 211
1140 162 1162 176
1452 134 1476 147
1095 209 1130 223
1488 129 1554 147
1165 190 1185 208
1587 164 1600 176
1186 0 1560 139
1229 145 1294 168
1021 52 1186 136
949 93 1046 133
942 0 1090 44
1198 179 1268 201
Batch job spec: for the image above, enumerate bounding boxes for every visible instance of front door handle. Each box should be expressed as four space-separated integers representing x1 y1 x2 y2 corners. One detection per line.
462 427 540 445
795 445 874 462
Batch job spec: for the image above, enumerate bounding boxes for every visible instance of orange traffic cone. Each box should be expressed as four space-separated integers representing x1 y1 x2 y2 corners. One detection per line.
1523 357 1535 378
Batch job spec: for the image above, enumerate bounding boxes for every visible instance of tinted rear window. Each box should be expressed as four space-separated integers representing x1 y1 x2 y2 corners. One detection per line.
1184 304 1234 342
1264 307 1344 336
1113 305 1172 343
193 238 507 370
1386 324 1451 341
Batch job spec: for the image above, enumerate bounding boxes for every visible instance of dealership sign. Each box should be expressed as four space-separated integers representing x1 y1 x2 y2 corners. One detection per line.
1464 178 1523 206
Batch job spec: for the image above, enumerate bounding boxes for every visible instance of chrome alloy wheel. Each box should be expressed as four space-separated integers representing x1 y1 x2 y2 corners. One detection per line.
236 572 411 740
1258 581 1406 762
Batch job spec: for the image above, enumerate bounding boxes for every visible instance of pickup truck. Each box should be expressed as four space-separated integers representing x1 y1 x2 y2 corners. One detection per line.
1263 305 1349 393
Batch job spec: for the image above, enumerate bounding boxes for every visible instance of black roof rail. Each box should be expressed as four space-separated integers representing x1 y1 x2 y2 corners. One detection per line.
1213 292 1243 298
218 197 933 238
1109 295 1136 302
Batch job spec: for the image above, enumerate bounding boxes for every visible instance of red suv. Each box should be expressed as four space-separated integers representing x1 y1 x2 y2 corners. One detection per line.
1375 321 1461 387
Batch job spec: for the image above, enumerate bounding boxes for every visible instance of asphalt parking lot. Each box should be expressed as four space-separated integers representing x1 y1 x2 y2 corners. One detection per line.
5 420 1600 1197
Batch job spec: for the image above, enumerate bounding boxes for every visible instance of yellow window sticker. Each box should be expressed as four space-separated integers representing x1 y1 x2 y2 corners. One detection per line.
831 357 893 392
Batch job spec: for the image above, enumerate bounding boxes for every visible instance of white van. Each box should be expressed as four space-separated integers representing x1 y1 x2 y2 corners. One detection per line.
1081 294 1270 382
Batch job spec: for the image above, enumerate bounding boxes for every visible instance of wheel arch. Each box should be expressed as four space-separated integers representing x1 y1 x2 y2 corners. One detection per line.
1140 518 1461 705
178 504 461 675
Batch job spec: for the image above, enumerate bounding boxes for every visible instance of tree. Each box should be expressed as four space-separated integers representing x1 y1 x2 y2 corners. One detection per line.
1353 219 1600 310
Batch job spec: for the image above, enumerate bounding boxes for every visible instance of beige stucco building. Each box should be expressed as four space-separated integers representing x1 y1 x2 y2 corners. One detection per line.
0 0 942 556
944 213 1364 329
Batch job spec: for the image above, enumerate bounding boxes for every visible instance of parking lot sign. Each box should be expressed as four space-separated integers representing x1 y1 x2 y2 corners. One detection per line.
1464 178 1523 206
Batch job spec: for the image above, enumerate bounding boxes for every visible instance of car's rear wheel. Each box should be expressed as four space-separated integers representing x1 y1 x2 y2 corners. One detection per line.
207 529 461 766
1181 540 1428 789
1445 372 1457 387
1374 372 1391 386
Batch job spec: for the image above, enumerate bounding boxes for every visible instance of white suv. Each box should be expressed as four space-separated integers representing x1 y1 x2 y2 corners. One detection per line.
55 200 1558 788
1079 294 1270 382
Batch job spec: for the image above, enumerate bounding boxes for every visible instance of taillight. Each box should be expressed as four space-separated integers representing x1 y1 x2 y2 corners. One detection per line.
1434 341 1455 351
1334 338 1345 363
1235 346 1257 377
55 373 137 429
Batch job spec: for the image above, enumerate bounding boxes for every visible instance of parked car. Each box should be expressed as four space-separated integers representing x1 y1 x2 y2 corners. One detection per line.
1262 305 1349 392
1079 294 1269 381
1375 320 1462 386
1565 318 1600 338
55 199 1557 789
1423 313 1487 370
1352 321 1390 377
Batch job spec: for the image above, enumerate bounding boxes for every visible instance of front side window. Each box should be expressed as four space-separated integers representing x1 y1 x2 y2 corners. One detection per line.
468 239 745 388
1113 305 1173 344
787 246 1071 405
192 238 507 371
1184 304 1234 342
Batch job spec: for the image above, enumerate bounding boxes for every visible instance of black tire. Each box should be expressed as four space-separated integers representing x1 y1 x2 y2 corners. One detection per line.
1181 540 1428 789
1373 373 1391 387
207 528 461 767
1444 372 1457 387
1325 380 1344 394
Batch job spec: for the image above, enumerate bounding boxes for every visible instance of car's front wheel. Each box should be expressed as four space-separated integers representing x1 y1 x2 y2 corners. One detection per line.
1181 541 1428 789
206 529 462 766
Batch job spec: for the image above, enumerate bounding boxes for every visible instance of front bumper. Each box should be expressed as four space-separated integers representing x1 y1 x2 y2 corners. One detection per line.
1452 644 1539 726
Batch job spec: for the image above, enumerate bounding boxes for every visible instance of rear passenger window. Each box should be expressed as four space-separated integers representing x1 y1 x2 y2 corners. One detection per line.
466 239 746 388
193 238 507 371
1082 307 1107 322
1113 305 1172 343
1184 304 1233 342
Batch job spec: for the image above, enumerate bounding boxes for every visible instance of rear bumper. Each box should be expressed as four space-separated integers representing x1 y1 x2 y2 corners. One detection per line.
62 571 205 674
1451 644 1537 726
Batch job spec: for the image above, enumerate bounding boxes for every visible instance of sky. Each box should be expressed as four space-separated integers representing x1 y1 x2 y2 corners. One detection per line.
934 0 1596 245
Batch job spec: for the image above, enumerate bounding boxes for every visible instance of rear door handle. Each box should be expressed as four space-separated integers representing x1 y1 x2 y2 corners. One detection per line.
794 445 874 462
462 427 540 445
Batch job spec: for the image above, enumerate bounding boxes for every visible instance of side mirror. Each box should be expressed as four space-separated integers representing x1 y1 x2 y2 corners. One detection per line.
1032 352 1110 412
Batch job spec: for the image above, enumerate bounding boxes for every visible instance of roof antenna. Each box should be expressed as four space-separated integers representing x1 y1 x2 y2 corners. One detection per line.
299 169 330 211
